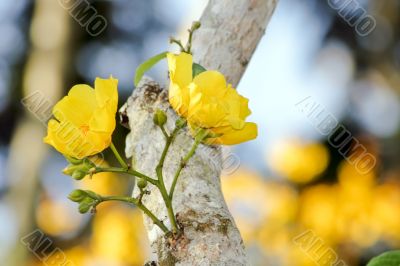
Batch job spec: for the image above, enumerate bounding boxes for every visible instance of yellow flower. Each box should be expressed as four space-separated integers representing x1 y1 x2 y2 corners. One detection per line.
167 52 257 145
44 77 118 158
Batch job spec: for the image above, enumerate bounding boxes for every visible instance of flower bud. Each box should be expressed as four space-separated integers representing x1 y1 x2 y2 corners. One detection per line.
78 197 95 214
153 109 167 126
191 21 201 30
63 159 95 180
78 202 91 214
84 190 100 200
62 164 79 175
137 178 148 189
72 170 87 180
68 189 87 202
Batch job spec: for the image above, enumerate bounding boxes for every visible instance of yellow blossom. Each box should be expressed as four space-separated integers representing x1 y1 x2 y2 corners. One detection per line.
44 77 118 158
167 52 257 145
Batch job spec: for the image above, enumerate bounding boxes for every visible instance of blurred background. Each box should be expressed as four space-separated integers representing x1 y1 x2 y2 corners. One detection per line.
0 0 399 265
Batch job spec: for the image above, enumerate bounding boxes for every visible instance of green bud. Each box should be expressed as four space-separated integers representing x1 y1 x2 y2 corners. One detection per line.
68 189 87 202
78 202 91 213
191 21 201 30
78 197 95 214
63 158 95 180
137 178 148 189
72 170 86 180
62 164 79 175
175 117 187 129
84 190 100 200
153 109 167 126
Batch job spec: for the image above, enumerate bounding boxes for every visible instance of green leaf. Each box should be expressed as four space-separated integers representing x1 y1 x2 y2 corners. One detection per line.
134 52 168 86
367 250 400 266
192 63 206 78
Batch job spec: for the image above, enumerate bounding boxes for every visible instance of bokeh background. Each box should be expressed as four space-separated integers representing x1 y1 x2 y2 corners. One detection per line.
0 0 399 265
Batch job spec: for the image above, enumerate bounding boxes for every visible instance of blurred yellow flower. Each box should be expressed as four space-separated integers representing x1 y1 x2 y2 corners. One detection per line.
222 169 297 243
299 184 338 242
91 205 149 265
44 77 118 158
167 52 257 145
36 197 83 236
268 140 329 184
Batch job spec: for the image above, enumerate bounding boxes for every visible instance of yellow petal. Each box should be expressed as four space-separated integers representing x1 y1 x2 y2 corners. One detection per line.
89 106 116 133
53 84 96 126
43 119 63 150
222 88 247 129
79 131 111 158
44 119 111 159
44 119 86 158
169 82 190 117
207 122 258 145
191 70 227 97
95 77 118 113
167 52 193 89
187 83 228 128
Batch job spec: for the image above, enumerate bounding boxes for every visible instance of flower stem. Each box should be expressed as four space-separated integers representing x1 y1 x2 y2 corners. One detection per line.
169 38 186 52
186 21 201 54
110 142 128 169
156 126 181 233
169 138 202 199
159 125 169 139
100 195 169 233
95 166 158 186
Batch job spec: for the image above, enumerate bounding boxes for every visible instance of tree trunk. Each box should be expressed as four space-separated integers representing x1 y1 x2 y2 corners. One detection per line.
121 0 278 265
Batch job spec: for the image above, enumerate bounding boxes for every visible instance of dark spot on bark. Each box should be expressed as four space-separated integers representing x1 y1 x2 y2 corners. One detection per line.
216 214 230 236
240 58 249 67
119 109 130 129
143 83 163 103
177 210 231 236
203 194 210 202
155 236 179 266
159 88 169 102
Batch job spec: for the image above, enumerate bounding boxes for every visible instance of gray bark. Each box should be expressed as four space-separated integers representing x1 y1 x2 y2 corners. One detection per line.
121 0 278 265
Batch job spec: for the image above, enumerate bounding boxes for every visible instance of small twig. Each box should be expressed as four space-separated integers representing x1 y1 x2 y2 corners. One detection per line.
99 195 169 233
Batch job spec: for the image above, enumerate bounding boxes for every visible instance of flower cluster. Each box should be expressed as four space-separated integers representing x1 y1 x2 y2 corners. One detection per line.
167 52 258 145
43 22 259 236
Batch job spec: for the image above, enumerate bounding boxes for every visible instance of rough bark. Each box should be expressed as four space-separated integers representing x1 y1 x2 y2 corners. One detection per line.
121 0 278 265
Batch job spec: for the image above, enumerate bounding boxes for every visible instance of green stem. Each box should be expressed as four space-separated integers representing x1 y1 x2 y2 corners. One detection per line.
185 22 201 54
100 195 169 233
169 137 203 199
95 166 158 186
156 126 181 233
110 142 128 169
170 38 186 53
159 125 169 139
186 31 194 54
